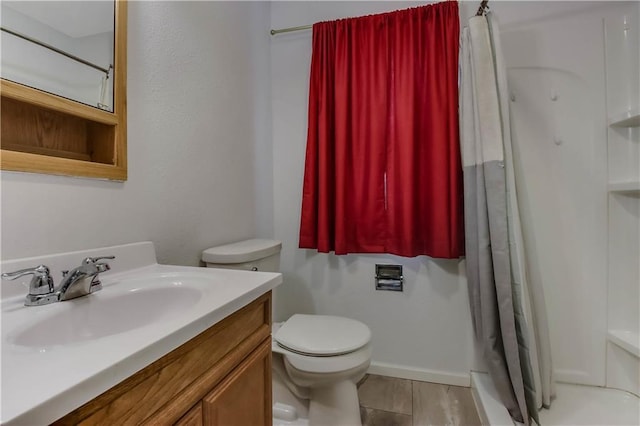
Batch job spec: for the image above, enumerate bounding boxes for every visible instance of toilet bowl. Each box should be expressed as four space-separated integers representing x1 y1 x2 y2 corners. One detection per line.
202 239 372 426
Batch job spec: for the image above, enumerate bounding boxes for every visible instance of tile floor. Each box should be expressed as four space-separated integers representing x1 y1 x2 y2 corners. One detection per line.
357 375 482 426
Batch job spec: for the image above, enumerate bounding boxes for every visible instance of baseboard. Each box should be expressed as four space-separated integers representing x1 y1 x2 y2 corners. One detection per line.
367 361 471 387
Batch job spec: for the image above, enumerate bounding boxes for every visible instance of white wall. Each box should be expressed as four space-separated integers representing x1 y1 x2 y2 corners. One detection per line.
1 1 272 267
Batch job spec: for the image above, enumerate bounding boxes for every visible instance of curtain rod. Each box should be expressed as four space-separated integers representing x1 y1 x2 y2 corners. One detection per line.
270 24 312 36
1 26 112 75
270 1 489 36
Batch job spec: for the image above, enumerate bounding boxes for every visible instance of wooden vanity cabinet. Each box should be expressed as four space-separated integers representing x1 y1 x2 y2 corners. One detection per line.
174 403 203 426
54 292 272 426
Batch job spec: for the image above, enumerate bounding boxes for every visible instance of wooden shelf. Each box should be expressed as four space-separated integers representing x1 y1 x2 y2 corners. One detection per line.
0 89 125 180
608 180 640 194
1 80 118 125
608 329 640 358
609 109 640 128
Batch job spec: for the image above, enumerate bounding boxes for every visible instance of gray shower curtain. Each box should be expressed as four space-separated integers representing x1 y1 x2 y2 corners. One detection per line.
460 13 555 426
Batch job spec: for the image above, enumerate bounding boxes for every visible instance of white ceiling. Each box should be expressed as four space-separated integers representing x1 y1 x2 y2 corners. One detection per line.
4 1 114 38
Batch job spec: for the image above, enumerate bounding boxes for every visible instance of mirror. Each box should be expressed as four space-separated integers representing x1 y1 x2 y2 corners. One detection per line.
0 0 127 181
0 1 115 112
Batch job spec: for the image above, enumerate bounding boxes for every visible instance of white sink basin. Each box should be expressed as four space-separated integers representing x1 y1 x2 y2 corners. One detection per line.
0 242 282 426
11 285 202 348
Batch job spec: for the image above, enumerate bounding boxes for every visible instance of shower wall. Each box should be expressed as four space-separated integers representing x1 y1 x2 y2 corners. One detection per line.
604 3 640 397
494 1 638 387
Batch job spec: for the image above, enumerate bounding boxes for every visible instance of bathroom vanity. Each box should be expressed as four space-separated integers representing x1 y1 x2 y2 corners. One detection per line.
56 292 272 425
0 242 282 425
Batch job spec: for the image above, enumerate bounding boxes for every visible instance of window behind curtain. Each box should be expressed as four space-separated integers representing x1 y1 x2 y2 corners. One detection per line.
299 1 463 259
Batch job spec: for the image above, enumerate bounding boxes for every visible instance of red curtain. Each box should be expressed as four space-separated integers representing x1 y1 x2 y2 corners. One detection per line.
299 1 463 258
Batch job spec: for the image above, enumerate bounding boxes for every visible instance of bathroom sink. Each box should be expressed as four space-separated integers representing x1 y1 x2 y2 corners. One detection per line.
1 242 283 426
10 286 202 348
5 273 212 349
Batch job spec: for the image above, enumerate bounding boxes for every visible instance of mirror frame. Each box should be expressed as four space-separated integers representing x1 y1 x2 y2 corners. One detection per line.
0 0 127 181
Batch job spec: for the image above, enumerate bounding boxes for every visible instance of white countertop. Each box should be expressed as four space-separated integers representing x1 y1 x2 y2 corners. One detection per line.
0 242 282 425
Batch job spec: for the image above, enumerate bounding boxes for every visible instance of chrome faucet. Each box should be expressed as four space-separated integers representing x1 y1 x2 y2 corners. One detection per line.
1 256 114 306
58 256 114 301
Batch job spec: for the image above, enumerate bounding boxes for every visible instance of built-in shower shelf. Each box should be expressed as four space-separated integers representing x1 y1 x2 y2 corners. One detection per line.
609 109 640 128
608 180 640 194
607 330 640 358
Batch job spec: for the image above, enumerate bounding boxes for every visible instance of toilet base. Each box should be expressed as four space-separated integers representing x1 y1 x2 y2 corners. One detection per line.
272 382 362 426
273 367 309 425
273 357 363 426
273 402 309 426
309 380 361 426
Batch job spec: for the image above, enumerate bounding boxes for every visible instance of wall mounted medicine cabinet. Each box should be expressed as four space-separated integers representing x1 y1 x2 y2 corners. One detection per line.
0 0 127 181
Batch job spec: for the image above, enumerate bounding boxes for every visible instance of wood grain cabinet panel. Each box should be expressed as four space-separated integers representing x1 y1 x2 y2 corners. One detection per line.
203 339 272 426
54 292 272 426
174 402 203 426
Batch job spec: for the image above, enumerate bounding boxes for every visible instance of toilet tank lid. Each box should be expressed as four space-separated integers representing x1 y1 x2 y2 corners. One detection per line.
202 239 282 264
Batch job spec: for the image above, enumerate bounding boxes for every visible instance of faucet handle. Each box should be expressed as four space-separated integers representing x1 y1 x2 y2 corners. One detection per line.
2 265 49 280
83 256 115 265
84 256 114 291
1 265 55 296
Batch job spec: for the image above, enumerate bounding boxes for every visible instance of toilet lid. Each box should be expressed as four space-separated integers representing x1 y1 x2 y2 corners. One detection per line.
274 314 371 356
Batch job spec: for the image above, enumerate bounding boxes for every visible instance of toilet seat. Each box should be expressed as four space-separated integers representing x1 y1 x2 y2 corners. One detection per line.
274 314 371 357
273 340 372 375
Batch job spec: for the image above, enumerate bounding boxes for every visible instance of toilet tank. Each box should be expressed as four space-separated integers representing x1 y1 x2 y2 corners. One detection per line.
202 239 281 272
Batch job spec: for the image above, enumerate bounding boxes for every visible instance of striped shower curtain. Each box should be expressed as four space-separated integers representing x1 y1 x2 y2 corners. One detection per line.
459 12 555 426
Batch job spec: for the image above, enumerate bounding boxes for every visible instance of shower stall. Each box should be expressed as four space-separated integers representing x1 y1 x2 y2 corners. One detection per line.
470 2 639 424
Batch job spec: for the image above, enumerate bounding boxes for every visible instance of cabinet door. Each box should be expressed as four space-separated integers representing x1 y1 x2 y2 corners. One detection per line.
203 339 271 426
175 402 203 426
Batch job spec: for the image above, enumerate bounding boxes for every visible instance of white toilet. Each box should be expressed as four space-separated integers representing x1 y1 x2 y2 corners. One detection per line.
202 239 372 426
